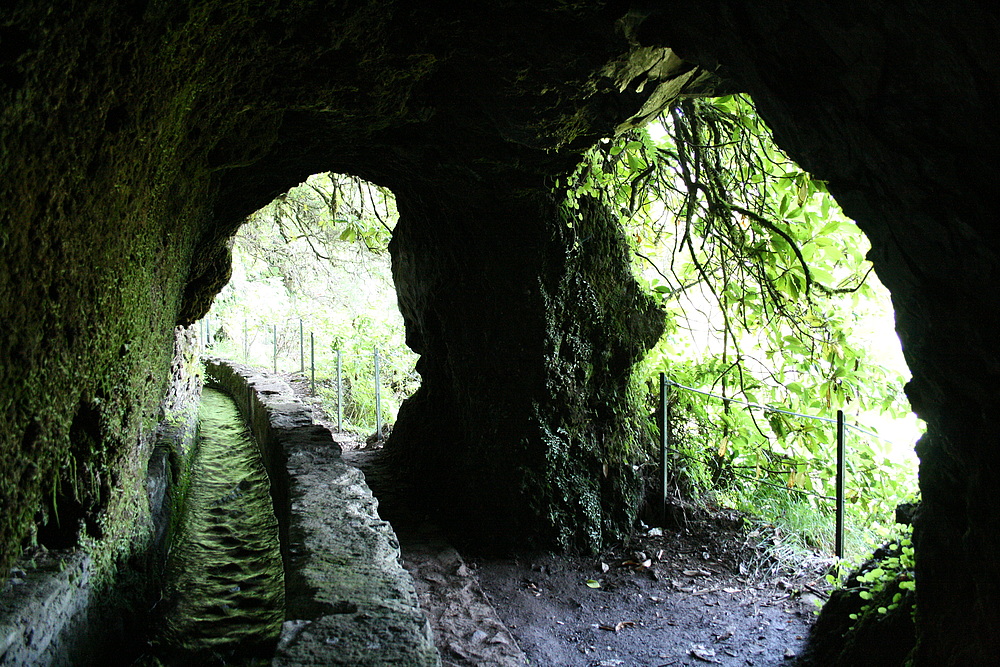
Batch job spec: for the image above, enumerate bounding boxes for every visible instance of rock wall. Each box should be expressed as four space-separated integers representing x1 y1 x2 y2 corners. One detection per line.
4 1 998 662
0 0 249 583
0 328 202 665
205 359 440 667
387 177 662 552
0 553 94 666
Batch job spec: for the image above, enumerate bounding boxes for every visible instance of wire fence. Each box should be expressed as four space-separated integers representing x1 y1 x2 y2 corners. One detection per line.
195 316 912 557
196 315 417 440
657 374 910 559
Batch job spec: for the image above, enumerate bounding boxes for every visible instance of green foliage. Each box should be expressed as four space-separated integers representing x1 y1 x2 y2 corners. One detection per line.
564 94 919 557
836 525 916 623
204 173 416 434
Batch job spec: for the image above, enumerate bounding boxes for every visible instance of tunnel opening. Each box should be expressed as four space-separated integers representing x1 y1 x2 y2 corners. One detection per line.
558 95 926 666
588 96 923 559
129 173 432 664
202 172 415 444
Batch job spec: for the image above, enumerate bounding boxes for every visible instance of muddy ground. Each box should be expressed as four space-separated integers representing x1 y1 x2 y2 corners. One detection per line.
285 373 829 667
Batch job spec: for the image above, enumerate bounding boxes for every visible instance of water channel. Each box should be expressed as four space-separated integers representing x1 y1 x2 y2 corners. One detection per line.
149 387 284 665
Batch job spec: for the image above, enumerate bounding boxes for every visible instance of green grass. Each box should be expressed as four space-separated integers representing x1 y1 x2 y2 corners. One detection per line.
720 484 907 571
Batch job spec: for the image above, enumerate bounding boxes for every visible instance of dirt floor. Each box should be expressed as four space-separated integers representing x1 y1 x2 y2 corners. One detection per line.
470 524 824 667
283 373 829 667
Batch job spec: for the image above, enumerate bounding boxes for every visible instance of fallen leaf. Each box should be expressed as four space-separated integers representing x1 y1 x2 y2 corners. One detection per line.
600 562 610 573
585 579 601 588
689 644 720 663
598 620 636 632
683 569 711 577
723 587 741 594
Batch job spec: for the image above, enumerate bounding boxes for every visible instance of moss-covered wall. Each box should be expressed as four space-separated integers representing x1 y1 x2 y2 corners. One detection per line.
0 2 212 579
0 0 686 583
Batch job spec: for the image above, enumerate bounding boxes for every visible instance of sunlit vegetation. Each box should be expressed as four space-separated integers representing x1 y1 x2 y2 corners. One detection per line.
564 95 920 561
204 173 416 434
203 95 919 563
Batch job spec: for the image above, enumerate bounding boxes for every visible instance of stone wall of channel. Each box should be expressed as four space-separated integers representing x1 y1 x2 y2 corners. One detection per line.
204 358 439 667
0 327 203 666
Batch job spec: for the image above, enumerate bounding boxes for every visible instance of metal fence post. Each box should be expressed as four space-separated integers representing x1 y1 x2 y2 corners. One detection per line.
374 348 382 440
206 317 211 350
336 349 343 432
836 409 845 559
660 373 670 525
310 332 315 395
273 324 278 373
299 319 304 373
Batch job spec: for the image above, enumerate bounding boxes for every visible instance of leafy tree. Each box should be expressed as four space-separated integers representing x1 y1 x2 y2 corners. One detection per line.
563 95 918 556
